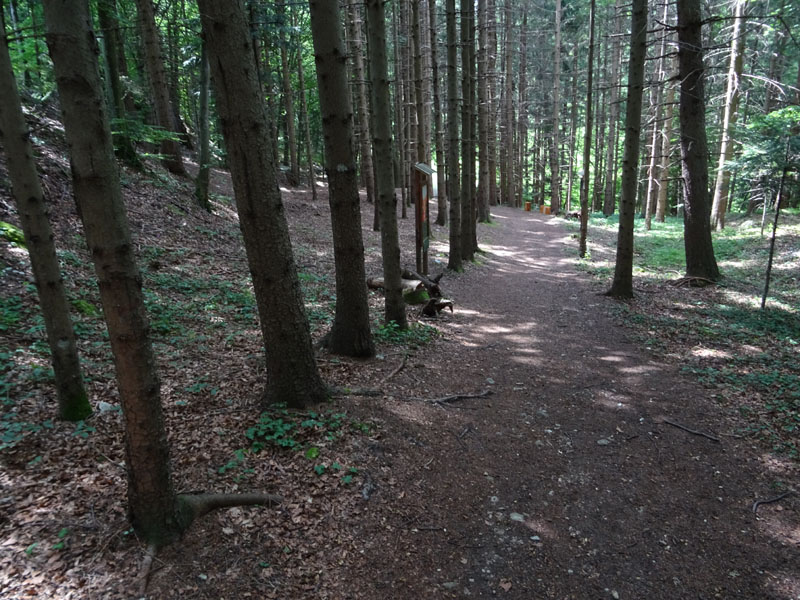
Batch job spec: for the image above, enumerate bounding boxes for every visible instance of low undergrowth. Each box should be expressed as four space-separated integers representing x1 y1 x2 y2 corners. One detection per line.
567 211 800 458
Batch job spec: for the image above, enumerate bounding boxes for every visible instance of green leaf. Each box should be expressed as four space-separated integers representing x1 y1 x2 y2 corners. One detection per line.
305 446 320 459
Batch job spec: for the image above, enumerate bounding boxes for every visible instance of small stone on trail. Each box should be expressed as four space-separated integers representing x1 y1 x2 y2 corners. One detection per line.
509 512 525 522
442 582 458 590
596 438 612 445
486 377 495 385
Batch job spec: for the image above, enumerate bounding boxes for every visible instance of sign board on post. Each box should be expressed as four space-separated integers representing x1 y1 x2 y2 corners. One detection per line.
413 162 435 275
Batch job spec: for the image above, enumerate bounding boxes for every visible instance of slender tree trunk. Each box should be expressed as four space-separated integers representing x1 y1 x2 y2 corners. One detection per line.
461 0 475 260
199 0 329 406
346 10 375 210
501 0 513 206
607 0 647 298
516 9 528 210
644 1 670 230
445 0 462 270
476 0 490 222
677 0 720 280
133 0 185 175
710 0 746 230
656 73 675 222
392 2 408 219
566 46 579 211
308 0 374 357
297 45 316 201
549 0 562 213
486 0 498 208
603 0 623 216
194 40 211 211
97 0 139 168
412 0 427 163
0 10 91 422
430 0 448 225
365 0 408 327
579 0 595 258
276 2 299 187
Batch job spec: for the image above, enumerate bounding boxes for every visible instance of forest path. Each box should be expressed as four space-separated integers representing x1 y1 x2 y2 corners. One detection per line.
352 205 799 599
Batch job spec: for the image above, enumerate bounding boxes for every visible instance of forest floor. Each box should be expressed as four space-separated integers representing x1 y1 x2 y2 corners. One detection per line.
0 140 798 598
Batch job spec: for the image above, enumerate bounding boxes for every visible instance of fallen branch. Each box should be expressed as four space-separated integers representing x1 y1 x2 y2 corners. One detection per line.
402 268 443 297
410 389 492 407
752 490 796 514
381 354 407 384
662 418 720 443
329 386 382 397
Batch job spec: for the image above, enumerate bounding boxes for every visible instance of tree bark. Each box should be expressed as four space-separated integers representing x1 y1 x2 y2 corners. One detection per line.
710 0 746 230
276 1 299 186
476 0 490 222
0 9 91 422
430 0 448 225
346 9 375 212
579 0 595 258
194 39 211 211
677 0 720 280
602 0 623 216
296 42 317 201
199 0 328 406
308 0 375 357
461 0 475 260
42 0 177 544
365 0 408 327
133 0 186 175
607 0 647 298
445 0 462 271
549 0 562 213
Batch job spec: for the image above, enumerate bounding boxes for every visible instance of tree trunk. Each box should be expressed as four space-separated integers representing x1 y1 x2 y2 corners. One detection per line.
133 0 185 175
308 0 375 358
602 0 623 216
461 0 475 261
346 10 375 211
296 43 316 201
97 0 140 168
430 0 448 225
656 74 675 222
412 0 426 163
549 0 562 213
42 0 177 544
194 39 211 211
445 0 462 271
566 46 579 212
276 1 299 187
199 0 328 406
710 0 746 230
606 0 647 298
579 0 595 258
476 0 490 222
0 9 91 422
365 0 408 327
677 0 720 280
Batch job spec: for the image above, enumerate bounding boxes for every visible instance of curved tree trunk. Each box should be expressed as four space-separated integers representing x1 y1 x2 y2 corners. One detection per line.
309 0 374 357
365 0 408 327
0 9 91 422
199 0 328 406
607 0 647 298
677 0 720 280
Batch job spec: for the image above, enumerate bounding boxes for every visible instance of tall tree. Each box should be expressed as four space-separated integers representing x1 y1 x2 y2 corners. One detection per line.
365 0 408 327
346 10 375 212
445 0 462 270
602 0 623 216
607 0 647 298
0 9 91 422
199 0 329 405
677 0 720 280
308 0 375 357
579 0 596 258
710 0 747 230
296 37 317 201
43 0 281 547
430 0 448 225
133 0 186 175
461 0 476 260
194 39 211 211
476 0 490 222
549 0 562 214
276 1 299 186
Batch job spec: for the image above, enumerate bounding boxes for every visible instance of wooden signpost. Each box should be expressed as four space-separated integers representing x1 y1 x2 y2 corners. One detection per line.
413 162 435 275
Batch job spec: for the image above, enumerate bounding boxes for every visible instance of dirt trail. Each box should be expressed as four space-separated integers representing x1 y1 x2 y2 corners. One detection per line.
350 206 799 599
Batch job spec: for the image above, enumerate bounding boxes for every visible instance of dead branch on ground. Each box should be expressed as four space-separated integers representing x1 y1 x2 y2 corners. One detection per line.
662 418 720 442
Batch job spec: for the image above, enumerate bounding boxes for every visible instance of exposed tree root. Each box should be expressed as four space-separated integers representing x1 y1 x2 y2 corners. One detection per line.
668 276 716 288
662 418 720 442
381 354 407 384
177 492 282 525
752 490 796 514
409 389 492 408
